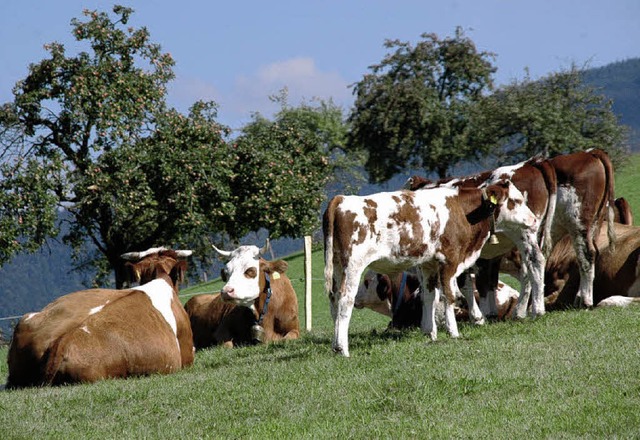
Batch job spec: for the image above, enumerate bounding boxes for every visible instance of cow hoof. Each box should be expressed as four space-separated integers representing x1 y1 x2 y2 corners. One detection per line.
473 317 486 326
332 346 350 357
530 309 546 318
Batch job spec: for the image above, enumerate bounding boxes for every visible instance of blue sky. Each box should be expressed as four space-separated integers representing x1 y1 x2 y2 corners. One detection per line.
1 1 639 130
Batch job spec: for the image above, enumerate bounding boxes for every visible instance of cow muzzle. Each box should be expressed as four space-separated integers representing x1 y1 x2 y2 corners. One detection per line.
220 286 255 306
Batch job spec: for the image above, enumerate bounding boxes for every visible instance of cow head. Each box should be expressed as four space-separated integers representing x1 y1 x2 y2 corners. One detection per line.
120 247 192 286
355 270 393 316
483 180 538 232
212 242 287 306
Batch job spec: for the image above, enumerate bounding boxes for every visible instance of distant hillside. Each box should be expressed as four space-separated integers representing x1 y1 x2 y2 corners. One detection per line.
583 57 640 150
2 58 640 333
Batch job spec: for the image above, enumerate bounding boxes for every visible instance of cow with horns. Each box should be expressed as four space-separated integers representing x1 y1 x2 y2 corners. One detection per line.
184 242 300 348
6 247 194 388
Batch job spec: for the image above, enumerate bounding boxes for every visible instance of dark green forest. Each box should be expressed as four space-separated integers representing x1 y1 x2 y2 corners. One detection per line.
1 57 639 336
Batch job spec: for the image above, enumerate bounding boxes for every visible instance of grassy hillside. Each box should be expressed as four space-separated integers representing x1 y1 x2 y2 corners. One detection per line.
615 152 640 219
1 307 639 438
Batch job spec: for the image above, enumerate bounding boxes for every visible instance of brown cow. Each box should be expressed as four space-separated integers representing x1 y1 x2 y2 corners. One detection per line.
545 222 640 309
6 248 194 388
324 180 537 356
185 243 299 349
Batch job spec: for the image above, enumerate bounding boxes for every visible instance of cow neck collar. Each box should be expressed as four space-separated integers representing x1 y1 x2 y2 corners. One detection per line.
255 272 273 325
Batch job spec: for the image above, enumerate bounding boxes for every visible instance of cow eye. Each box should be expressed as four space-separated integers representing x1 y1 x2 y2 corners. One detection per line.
245 267 257 278
364 279 370 289
220 268 229 282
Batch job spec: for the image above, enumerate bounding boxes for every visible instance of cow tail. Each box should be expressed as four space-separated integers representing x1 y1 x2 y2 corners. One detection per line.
323 197 339 297
535 159 558 257
591 149 616 251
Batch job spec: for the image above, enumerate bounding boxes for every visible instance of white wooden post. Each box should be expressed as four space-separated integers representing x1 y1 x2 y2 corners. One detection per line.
304 235 313 331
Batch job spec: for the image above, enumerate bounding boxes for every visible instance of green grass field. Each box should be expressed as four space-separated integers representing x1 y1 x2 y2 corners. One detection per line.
1 154 638 439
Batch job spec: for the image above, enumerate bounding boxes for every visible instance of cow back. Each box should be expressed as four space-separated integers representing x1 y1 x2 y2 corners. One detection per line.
546 223 640 308
44 291 183 385
7 289 130 388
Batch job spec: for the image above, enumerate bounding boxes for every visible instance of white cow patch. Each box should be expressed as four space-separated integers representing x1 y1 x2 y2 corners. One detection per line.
24 312 38 321
89 305 104 315
134 279 179 347
489 161 527 181
81 325 90 334
596 296 640 307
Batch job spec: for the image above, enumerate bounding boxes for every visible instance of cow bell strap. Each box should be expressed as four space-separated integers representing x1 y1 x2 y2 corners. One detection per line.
481 188 500 245
393 272 408 315
257 272 273 326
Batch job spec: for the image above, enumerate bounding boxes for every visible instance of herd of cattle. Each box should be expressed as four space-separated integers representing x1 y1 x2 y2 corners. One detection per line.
5 148 640 387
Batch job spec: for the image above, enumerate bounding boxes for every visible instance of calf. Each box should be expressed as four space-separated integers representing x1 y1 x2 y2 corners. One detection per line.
184 243 299 348
408 148 616 317
355 270 518 328
6 248 194 388
355 270 422 328
324 180 537 356
407 157 555 319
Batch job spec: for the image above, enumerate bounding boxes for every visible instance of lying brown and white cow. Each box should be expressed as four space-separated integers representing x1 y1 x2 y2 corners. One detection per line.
324 180 537 356
355 270 519 328
6 248 194 388
185 243 299 349
545 222 640 309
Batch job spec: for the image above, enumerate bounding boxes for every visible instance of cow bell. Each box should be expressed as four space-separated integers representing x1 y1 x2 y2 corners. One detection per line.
489 233 500 245
251 324 265 344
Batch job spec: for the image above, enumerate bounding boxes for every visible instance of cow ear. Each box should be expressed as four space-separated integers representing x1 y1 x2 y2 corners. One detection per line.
486 184 508 206
264 259 288 275
125 261 142 283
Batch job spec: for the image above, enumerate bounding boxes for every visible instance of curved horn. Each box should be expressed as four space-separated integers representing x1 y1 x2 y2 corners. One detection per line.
259 238 270 255
212 243 232 258
120 246 168 261
175 250 193 258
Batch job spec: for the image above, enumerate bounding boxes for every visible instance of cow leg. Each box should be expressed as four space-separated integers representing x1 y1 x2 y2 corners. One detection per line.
513 230 545 318
442 274 460 338
332 268 361 357
457 271 485 325
328 263 343 321
475 259 499 318
572 230 596 308
419 271 440 341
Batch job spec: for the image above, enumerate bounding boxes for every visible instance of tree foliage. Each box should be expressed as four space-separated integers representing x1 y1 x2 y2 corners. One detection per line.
348 27 496 181
227 95 339 241
471 66 630 165
0 6 232 286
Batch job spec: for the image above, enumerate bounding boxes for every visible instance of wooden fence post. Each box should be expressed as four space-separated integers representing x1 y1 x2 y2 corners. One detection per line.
304 235 313 331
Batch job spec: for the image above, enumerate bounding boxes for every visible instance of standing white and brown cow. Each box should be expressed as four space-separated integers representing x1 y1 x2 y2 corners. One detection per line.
185 243 300 348
407 158 556 319
323 180 537 356
407 148 616 318
6 248 194 388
